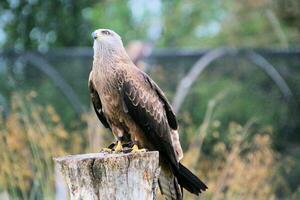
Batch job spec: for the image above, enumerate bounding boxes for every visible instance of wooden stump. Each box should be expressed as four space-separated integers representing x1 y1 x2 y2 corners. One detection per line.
54 151 160 200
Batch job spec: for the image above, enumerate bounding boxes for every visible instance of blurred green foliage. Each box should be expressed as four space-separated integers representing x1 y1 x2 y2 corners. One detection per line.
1 0 95 50
0 0 299 199
1 0 299 50
0 93 85 199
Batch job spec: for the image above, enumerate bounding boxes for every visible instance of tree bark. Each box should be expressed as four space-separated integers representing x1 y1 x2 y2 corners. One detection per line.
54 152 160 200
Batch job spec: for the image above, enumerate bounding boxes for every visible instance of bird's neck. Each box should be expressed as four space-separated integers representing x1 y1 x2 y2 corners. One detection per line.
93 44 131 71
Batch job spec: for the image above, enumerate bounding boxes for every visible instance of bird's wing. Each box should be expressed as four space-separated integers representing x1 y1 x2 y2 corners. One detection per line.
142 71 183 161
121 69 179 166
88 72 110 129
141 71 178 130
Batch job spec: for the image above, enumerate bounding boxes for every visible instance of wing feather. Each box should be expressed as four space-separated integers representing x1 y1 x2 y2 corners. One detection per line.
88 78 111 129
121 72 179 167
141 72 178 130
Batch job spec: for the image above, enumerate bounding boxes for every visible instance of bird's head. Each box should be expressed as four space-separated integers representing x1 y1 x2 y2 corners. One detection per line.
92 29 124 53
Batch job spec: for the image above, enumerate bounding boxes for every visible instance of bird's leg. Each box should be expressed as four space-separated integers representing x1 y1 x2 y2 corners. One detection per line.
101 140 129 153
114 139 123 153
111 127 124 153
131 137 147 153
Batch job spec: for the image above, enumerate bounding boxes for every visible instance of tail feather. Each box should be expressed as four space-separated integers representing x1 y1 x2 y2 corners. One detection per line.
174 163 208 195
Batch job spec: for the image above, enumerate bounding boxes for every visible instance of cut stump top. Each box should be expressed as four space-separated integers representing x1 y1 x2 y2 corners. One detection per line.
54 151 160 200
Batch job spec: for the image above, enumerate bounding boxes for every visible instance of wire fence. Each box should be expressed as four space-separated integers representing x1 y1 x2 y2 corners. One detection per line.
0 47 299 115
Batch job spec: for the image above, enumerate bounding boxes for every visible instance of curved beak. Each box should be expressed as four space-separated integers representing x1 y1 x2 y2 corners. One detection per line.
92 31 97 40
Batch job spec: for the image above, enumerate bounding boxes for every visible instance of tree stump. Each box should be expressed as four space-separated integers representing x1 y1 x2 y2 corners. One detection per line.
54 151 160 200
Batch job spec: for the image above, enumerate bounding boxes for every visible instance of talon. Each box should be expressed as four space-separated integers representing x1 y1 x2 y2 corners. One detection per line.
131 144 146 153
107 141 117 149
114 141 123 153
100 148 113 153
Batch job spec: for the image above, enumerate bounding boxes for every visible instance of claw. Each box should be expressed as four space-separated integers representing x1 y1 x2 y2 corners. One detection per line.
107 142 117 149
131 144 147 153
100 148 113 153
114 141 123 153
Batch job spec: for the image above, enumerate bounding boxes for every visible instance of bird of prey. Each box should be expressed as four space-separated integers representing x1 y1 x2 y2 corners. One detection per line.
89 28 207 200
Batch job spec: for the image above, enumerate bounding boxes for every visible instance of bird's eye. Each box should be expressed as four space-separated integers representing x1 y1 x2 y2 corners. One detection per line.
101 30 110 35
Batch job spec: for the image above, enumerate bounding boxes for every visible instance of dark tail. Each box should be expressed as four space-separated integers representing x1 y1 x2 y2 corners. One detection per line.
173 163 208 195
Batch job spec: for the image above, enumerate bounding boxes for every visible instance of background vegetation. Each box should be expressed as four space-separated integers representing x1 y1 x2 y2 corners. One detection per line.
0 0 299 199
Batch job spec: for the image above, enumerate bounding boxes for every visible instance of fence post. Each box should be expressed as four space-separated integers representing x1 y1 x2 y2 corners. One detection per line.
54 152 160 200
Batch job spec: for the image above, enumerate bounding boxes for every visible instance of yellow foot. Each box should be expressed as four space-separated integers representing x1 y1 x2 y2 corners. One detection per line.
131 144 147 153
114 141 123 153
100 148 113 153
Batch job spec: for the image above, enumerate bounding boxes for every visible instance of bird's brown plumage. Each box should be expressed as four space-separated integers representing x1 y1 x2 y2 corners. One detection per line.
89 29 207 200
